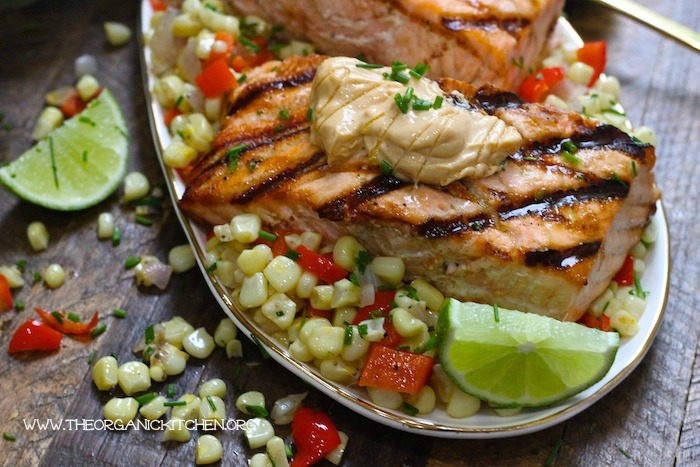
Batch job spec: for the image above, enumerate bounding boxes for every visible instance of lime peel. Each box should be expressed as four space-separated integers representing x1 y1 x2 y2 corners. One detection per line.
0 89 128 211
437 298 620 407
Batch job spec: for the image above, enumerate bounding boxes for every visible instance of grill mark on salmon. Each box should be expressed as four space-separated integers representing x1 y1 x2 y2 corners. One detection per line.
419 180 628 237
227 69 318 116
525 241 602 268
441 17 530 35
238 151 325 203
318 175 405 221
180 55 659 322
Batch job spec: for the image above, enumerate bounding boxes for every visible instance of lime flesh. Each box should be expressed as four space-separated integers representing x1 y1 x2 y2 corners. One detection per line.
0 89 128 210
437 299 620 407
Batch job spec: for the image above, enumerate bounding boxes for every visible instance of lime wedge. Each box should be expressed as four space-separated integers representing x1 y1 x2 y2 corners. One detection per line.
437 299 619 407
0 89 128 210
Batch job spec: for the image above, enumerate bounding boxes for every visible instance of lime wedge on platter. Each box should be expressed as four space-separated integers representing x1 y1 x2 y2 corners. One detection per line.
0 89 128 211
437 299 620 408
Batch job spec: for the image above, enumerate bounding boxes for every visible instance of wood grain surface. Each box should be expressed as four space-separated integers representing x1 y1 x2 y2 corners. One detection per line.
0 0 698 465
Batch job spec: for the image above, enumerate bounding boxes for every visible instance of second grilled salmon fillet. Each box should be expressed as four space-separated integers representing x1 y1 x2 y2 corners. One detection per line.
180 55 659 322
226 0 564 91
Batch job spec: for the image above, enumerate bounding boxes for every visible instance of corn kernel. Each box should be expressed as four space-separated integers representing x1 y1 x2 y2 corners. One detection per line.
239 272 268 308
103 397 138 427
171 394 201 420
200 378 227 399
117 361 151 396
340 326 370 361
236 391 266 415
390 307 428 338
295 270 319 299
370 257 405 285
0 266 24 288
199 395 226 423
139 395 169 420
310 285 334 310
366 387 402 410
264 256 302 293
92 356 118 391
237 245 273 275
214 318 237 347
267 436 290 467
103 22 132 46
410 278 444 311
243 417 275 449
43 263 66 289
168 244 196 273
250 453 273 467
307 326 345 359
183 327 216 359
332 307 357 328
172 13 203 37
289 339 314 362
154 74 185 108
261 293 297 329
27 221 49 251
196 434 223 464
76 74 100 101
163 140 198 168
230 213 261 243
163 417 192 442
226 339 243 358
151 342 189 377
567 61 595 86
122 172 150 203
32 106 63 140
97 212 115 240
332 236 364 271
161 316 195 349
405 385 436 414
278 40 315 59
430 364 455 403
446 389 481 418
319 357 356 383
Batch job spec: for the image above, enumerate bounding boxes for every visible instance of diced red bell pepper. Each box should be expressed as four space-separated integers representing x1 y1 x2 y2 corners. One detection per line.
8 319 63 353
381 320 403 348
195 58 237 98
518 67 565 103
35 308 100 335
204 32 235 68
577 41 607 87
163 107 182 128
358 344 434 395
578 313 612 332
149 0 168 11
352 290 396 324
230 37 275 72
291 407 341 467
0 275 13 312
292 245 348 284
613 254 635 286
60 90 87 118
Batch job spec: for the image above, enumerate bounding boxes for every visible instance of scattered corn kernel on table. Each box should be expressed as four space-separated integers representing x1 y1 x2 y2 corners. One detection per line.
1 0 699 465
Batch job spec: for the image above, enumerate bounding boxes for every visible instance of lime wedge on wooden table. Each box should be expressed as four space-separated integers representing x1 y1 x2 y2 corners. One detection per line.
0 89 128 210
437 299 620 407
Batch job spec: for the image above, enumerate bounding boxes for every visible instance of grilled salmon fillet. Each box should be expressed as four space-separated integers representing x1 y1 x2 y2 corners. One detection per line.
226 0 564 91
180 55 659 322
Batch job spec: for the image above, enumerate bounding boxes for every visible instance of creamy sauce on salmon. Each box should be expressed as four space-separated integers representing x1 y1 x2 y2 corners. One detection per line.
309 57 523 186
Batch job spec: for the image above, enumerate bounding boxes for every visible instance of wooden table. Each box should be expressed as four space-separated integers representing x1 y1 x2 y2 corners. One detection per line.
0 0 698 465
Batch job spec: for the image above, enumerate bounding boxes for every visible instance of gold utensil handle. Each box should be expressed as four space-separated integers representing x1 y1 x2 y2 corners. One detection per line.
591 0 700 52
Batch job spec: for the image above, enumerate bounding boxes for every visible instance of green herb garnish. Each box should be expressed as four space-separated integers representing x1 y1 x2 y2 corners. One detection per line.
258 230 277 242
355 250 372 274
408 63 430 79
135 392 158 406
402 402 419 416
163 400 187 407
67 312 81 322
492 303 500 322
90 324 107 338
285 249 301 261
51 311 64 324
358 323 369 338
251 334 270 359
238 36 261 53
379 160 393 176
113 309 127 319
355 63 383 69
112 227 121 246
561 150 581 165
245 405 269 417
78 115 96 127
611 172 627 188
167 383 176 399
206 262 218 273
344 325 353 345
206 395 218 411
124 256 140 269
3 432 16 442
145 325 155 344
14 300 25 312
279 108 290 120
135 215 153 226
306 107 314 121
226 144 248 171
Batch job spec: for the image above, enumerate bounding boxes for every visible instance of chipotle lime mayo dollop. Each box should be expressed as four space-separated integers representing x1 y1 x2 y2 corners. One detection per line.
309 57 523 186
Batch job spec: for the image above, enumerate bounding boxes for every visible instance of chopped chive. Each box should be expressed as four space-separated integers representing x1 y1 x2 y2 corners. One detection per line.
402 402 419 416
3 432 16 442
544 439 563 467
408 62 430 79
562 139 578 153
274 124 284 132
135 392 158 406
237 73 247 84
275 310 285 317
145 325 155 344
113 309 127 319
67 312 81 322
355 250 372 274
258 230 277 242
393 92 408 113
90 324 107 338
631 160 637 177
285 442 294 458
306 107 313 121
402 86 414 105
416 335 437 354
87 350 97 365
279 108 290 120
285 249 301 261
344 325 353 345
174 95 183 109
49 136 59 189
167 383 175 398
358 323 368 338
370 310 382 320
33 271 42 282
238 36 261 53
395 345 410 351
245 405 268 417
402 284 420 300
226 144 248 171
523 155 537 161
163 400 187 407
135 215 153 226
605 108 626 117
348 272 360 286
492 304 500 322
250 334 270 359
411 96 433 111
14 300 25 312
206 262 218 273
112 227 122 246
124 256 141 269
377 284 397 291
619 448 632 459
78 115 96 127
611 172 627 188
16 259 27 271
355 63 383 69
142 345 154 363
206 395 218 411
561 150 581 165
432 95 444 109
633 271 649 298
51 311 64 324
